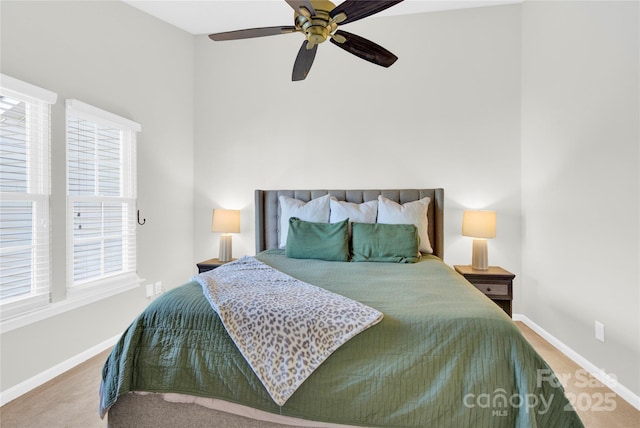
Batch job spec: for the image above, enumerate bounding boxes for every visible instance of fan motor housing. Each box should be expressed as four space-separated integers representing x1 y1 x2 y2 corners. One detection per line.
294 0 337 46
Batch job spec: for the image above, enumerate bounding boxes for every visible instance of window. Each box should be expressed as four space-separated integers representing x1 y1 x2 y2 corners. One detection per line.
65 99 141 295
0 74 56 320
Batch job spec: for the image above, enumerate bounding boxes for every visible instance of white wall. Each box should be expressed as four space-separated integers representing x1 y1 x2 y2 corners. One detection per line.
521 1 639 396
0 1 194 392
193 4 523 288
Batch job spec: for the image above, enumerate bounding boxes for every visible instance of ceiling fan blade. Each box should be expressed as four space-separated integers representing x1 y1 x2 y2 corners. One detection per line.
285 0 316 16
292 40 318 81
209 26 297 41
330 0 404 25
329 30 397 68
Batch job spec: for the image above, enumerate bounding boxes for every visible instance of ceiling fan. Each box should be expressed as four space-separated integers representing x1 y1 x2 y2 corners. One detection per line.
208 0 404 81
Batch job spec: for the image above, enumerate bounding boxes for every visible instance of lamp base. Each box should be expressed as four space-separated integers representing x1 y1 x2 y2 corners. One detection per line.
471 238 489 270
218 234 233 262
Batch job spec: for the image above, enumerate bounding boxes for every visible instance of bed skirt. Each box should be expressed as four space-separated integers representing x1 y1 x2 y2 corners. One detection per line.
108 392 359 428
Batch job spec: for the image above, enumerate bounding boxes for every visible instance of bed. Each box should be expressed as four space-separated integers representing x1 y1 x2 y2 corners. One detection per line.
100 188 583 427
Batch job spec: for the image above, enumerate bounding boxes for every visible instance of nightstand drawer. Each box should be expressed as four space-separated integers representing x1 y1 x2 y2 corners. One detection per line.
474 282 509 297
454 265 515 318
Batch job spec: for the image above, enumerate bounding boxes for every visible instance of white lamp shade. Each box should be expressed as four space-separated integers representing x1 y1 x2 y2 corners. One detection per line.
211 209 240 233
462 210 496 239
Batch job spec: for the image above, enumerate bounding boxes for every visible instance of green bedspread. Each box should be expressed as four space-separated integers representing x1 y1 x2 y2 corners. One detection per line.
100 251 583 427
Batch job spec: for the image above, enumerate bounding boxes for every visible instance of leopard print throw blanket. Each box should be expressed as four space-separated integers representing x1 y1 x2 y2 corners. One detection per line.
195 256 383 406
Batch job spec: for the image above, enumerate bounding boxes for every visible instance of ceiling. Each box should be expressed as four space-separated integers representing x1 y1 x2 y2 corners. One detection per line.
123 0 520 35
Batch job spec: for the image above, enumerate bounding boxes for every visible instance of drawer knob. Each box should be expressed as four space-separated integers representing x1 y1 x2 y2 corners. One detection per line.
487 287 492 292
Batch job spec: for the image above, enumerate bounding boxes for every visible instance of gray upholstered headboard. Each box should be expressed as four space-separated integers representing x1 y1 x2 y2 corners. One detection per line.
255 189 445 259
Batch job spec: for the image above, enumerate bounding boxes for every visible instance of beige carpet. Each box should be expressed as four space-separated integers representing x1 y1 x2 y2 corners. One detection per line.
1 348 110 428
1 322 638 427
517 322 639 428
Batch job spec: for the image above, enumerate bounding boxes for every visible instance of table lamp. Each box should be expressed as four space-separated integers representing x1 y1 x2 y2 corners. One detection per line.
211 209 240 262
462 210 496 270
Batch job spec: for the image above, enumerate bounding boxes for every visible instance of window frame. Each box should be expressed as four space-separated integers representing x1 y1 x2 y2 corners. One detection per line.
0 74 57 321
65 99 141 299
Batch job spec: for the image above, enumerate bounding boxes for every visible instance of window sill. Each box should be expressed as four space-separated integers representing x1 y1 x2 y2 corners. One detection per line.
0 275 143 334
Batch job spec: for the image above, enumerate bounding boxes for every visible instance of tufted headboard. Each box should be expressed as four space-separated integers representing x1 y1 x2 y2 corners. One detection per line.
255 189 445 259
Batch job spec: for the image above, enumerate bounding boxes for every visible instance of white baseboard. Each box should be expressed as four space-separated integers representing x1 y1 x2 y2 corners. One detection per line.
514 313 640 411
0 334 120 407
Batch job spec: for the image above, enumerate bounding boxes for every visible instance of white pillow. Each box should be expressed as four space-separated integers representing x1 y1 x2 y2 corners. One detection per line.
329 198 378 224
377 195 433 254
278 194 331 248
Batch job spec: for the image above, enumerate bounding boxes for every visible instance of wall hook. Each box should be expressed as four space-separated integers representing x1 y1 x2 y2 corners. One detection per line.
137 210 146 226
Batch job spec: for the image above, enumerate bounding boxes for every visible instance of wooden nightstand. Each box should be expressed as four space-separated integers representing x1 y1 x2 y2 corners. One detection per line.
454 265 515 317
196 258 237 273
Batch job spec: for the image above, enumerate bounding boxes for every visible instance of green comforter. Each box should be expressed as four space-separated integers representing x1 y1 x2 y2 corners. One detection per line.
100 251 583 427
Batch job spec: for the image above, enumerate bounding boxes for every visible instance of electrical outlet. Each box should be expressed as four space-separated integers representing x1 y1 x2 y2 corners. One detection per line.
155 281 163 295
145 283 154 298
595 321 605 342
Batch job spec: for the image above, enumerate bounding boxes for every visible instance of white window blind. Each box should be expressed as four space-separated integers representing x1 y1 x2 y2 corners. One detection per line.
0 74 56 320
65 99 140 291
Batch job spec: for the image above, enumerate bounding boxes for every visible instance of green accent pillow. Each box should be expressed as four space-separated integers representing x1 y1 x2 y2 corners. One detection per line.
285 218 350 262
351 223 420 263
